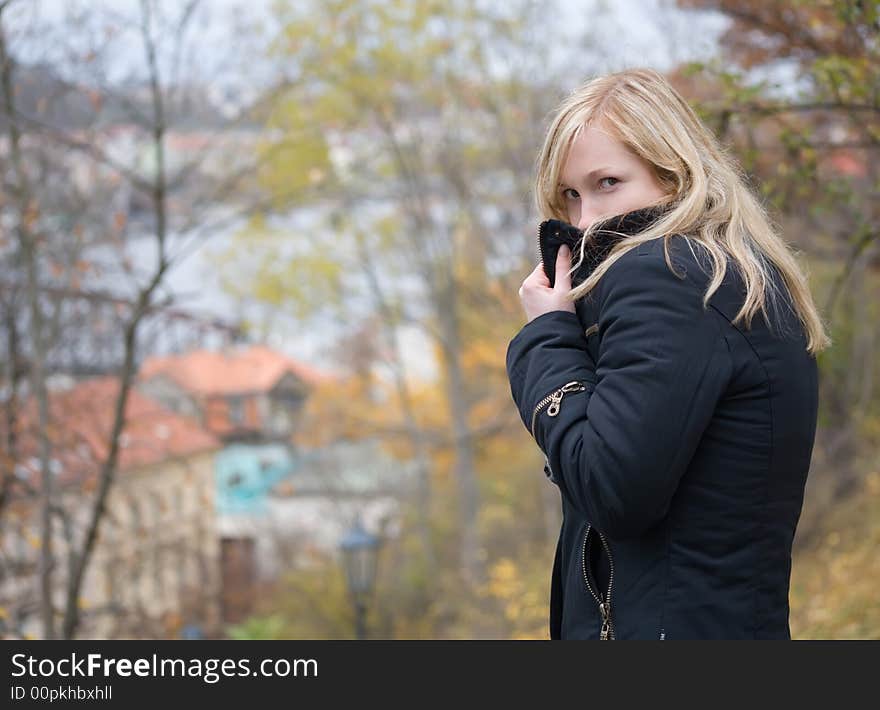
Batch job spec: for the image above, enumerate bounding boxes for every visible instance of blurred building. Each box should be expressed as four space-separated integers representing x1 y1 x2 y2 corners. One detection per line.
0 377 222 640
222 438 415 578
0 343 416 636
138 344 325 443
138 344 413 621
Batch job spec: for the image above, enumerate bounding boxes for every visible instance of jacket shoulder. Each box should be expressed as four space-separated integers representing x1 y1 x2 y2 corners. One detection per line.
600 234 716 300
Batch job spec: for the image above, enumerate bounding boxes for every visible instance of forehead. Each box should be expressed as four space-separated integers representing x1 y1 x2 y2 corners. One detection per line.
560 125 635 180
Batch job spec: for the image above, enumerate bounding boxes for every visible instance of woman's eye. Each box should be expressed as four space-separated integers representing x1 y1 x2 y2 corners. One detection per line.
562 188 579 200
598 177 619 189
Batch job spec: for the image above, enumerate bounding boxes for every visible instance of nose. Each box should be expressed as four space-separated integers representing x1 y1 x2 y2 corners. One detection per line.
576 204 600 232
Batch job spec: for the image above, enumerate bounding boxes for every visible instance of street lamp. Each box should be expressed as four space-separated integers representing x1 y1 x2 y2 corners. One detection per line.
339 515 380 640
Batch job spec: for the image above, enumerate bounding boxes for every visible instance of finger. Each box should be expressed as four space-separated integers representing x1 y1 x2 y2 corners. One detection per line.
520 263 541 297
555 244 572 288
528 260 549 286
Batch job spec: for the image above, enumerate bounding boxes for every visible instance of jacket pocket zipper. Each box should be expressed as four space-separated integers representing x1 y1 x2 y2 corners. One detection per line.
582 522 616 640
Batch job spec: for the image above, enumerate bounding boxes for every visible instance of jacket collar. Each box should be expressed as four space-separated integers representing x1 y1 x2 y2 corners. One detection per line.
590 202 673 239
579 202 674 276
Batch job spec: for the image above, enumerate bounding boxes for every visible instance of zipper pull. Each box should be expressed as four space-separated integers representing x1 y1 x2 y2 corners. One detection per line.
546 381 586 417
531 380 589 437
545 390 564 417
599 602 612 640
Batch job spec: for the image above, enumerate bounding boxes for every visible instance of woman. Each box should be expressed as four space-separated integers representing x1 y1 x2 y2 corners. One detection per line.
505 68 831 640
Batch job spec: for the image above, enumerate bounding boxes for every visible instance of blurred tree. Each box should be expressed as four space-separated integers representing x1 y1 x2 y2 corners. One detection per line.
0 0 267 639
214 0 598 637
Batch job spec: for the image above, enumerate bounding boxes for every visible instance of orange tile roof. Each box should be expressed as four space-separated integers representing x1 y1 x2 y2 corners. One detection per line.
8 376 220 489
139 344 331 395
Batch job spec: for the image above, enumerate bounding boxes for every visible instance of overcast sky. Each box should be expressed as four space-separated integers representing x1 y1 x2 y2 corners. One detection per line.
7 0 730 89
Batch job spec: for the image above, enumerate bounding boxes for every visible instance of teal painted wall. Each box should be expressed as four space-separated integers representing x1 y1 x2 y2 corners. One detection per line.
215 443 298 514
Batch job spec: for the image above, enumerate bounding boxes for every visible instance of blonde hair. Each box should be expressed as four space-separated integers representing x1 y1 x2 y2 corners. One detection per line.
534 68 831 356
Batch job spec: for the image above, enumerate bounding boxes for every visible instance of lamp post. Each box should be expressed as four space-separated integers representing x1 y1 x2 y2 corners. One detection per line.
339 515 380 640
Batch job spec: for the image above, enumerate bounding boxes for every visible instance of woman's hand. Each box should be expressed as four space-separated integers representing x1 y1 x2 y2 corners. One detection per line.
518 244 576 323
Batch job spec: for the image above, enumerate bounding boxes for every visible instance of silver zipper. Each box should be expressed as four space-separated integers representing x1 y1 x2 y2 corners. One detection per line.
537 222 543 264
537 222 551 270
581 522 616 640
530 380 588 438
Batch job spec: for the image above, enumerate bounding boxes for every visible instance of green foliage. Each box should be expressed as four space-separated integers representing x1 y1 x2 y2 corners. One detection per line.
226 614 287 640
214 0 554 352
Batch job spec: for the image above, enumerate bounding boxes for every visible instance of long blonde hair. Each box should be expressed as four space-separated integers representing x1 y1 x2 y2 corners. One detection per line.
534 68 831 356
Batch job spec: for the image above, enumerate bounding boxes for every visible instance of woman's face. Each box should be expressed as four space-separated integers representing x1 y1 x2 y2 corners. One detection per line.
558 124 669 231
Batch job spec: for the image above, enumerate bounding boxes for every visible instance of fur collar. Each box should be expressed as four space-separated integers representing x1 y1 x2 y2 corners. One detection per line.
539 203 673 288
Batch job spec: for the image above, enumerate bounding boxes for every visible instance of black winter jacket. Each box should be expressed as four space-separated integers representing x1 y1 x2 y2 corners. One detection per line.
505 208 819 640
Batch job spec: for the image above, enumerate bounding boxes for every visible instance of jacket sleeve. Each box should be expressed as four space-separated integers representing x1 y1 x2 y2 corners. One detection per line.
506 247 732 540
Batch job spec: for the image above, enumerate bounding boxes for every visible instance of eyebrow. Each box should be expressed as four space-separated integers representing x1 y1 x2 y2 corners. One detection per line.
557 166 614 187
